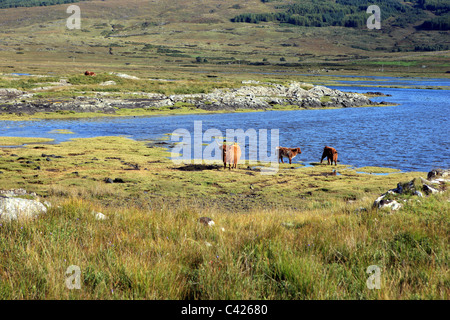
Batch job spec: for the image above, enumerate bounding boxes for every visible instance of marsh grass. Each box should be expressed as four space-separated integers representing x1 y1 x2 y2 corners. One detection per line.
0 194 447 299
0 137 54 146
0 136 448 299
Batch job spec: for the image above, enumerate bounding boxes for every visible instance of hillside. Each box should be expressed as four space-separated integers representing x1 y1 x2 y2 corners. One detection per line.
0 0 88 9
0 0 449 79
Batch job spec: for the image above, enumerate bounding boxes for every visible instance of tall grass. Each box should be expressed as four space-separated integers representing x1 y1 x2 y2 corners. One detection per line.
0 137 447 299
0 192 447 300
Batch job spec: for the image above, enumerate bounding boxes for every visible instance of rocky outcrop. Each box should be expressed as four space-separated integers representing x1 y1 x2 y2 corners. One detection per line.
0 81 384 115
0 88 25 98
373 169 449 211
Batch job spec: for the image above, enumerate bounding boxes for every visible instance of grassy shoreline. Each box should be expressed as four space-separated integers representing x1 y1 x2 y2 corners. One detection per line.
0 136 448 299
0 103 399 121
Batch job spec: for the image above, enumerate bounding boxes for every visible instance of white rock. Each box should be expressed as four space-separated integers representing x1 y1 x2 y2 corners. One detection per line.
109 72 139 80
92 211 107 220
0 197 47 221
413 191 423 197
378 200 402 211
99 81 117 86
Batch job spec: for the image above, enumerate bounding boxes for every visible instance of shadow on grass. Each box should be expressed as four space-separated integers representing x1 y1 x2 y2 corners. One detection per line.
175 164 222 171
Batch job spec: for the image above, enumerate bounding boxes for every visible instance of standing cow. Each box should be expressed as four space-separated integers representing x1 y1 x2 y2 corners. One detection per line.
320 146 338 166
219 140 242 170
277 147 301 164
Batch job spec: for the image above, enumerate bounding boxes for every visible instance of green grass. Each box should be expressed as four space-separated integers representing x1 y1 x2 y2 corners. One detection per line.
0 0 449 299
0 137 54 146
369 61 419 67
0 136 448 299
48 129 75 134
355 166 401 173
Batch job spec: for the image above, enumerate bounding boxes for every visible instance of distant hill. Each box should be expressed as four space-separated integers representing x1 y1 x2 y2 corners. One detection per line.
0 0 448 77
0 0 88 9
232 0 449 31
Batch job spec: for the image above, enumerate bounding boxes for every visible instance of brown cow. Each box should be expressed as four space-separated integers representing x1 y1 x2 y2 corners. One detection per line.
320 146 338 166
277 147 301 164
220 141 242 170
84 71 96 76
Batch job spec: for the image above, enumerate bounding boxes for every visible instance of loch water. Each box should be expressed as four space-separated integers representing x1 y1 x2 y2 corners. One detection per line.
1 76 449 172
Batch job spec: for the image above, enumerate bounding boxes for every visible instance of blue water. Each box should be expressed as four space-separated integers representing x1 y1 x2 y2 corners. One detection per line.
308 74 450 88
1 76 449 172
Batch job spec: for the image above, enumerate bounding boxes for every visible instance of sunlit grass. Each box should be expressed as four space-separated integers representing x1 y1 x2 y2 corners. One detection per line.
0 137 54 146
0 136 448 299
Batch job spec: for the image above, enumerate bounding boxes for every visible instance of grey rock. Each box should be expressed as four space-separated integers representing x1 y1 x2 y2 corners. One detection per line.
413 191 423 197
0 88 24 97
377 199 402 211
423 184 440 195
0 81 380 115
0 188 28 197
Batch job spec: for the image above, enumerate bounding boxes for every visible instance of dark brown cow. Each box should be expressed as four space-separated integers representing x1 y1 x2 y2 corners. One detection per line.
320 146 338 166
84 71 96 76
277 147 301 164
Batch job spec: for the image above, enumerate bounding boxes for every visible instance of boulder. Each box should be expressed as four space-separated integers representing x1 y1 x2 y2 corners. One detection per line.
373 169 448 210
308 85 336 97
422 184 440 195
427 169 450 182
377 199 402 211
0 196 47 221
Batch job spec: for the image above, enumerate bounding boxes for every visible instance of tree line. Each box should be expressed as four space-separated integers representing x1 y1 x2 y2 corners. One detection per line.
231 0 449 30
0 0 88 9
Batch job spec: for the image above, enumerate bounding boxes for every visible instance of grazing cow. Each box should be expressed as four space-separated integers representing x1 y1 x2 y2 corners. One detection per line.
320 146 338 166
219 141 242 170
277 147 302 164
84 71 96 76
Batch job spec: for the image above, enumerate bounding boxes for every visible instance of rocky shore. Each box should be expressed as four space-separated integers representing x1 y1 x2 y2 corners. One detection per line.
0 81 390 116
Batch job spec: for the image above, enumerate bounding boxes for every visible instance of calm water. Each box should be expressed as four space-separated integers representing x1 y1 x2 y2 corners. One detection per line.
1 76 449 172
